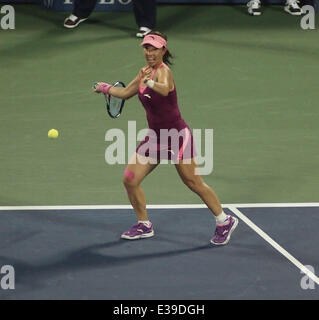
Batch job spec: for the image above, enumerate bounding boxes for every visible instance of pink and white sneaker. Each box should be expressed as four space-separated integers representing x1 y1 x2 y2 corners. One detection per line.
121 222 154 240
211 215 238 245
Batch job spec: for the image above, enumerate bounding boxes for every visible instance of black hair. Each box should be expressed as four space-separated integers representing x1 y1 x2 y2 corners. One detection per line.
148 31 174 66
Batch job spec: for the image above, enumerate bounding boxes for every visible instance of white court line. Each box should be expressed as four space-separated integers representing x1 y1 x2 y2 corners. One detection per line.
0 202 318 211
227 203 319 208
228 206 319 286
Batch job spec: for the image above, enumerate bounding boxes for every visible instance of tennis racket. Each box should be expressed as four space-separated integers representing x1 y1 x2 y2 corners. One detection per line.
94 81 126 118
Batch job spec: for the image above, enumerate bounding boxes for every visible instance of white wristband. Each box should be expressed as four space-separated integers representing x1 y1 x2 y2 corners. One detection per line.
146 79 155 89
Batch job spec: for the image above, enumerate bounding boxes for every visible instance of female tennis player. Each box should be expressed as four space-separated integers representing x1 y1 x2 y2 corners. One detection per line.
93 31 238 245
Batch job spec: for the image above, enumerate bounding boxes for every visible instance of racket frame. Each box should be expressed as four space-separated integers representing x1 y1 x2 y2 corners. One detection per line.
106 81 126 119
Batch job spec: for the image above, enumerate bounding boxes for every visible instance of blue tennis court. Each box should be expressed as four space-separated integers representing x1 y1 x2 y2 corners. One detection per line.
0 203 318 300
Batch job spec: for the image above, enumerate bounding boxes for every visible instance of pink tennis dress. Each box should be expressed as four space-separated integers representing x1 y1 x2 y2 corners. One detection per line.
136 64 196 162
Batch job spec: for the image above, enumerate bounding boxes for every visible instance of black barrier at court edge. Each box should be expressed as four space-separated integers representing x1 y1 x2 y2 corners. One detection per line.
34 0 297 12
0 0 317 13
40 0 319 14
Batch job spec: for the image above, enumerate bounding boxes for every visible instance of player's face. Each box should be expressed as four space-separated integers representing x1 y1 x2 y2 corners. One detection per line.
143 45 166 68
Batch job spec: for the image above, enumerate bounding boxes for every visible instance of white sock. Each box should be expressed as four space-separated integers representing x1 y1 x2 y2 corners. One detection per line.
215 211 228 225
138 220 152 228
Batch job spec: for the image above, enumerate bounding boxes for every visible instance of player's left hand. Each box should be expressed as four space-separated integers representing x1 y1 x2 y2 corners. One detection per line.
141 67 152 84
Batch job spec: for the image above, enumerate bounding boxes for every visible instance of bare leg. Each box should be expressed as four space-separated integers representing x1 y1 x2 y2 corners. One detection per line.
175 158 223 217
123 153 158 221
176 158 238 245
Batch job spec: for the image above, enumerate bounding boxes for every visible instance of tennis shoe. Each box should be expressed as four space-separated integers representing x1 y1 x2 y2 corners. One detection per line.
121 222 154 240
211 215 238 245
136 27 152 38
247 0 262 16
63 14 88 29
284 0 302 15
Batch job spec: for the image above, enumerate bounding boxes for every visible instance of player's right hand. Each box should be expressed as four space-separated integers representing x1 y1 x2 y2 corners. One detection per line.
93 82 101 93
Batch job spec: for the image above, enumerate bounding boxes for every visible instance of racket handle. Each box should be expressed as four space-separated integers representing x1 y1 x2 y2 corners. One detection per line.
93 82 99 90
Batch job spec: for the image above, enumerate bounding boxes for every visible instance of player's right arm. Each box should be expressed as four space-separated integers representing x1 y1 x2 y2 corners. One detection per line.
93 74 140 100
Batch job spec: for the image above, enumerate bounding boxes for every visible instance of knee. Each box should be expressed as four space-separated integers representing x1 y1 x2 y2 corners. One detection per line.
184 178 205 194
123 167 138 189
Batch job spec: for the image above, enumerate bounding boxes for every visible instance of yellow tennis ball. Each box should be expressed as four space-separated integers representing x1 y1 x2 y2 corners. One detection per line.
48 129 59 139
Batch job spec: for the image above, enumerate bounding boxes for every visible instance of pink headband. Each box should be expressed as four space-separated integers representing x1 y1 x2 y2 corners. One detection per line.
141 34 167 49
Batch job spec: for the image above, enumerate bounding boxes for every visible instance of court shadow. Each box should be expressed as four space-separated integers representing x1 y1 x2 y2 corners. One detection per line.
0 239 215 293
0 231 42 250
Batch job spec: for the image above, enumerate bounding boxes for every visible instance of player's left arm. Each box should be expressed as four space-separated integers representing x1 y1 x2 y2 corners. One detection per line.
142 66 174 97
